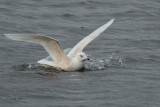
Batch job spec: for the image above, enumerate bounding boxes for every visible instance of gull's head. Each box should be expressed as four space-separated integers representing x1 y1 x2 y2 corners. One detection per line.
75 52 89 62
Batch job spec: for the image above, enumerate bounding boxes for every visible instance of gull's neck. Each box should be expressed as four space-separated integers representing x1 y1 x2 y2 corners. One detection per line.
71 57 84 71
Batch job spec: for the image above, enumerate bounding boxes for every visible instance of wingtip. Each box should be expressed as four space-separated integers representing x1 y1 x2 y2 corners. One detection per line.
4 34 13 36
110 18 115 23
103 18 114 28
4 34 11 38
4 34 8 36
4 34 16 39
4 34 20 40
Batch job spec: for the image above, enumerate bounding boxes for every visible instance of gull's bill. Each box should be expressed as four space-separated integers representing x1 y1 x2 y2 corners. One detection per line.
68 19 114 58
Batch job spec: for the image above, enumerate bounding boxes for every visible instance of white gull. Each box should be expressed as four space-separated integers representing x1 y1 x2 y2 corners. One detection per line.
5 19 114 71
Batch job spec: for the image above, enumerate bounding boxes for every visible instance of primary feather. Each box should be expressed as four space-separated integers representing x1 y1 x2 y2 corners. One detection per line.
68 19 114 57
5 34 70 65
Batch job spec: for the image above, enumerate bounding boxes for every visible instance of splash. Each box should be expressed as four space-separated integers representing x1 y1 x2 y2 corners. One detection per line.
85 53 126 71
12 63 62 72
12 52 125 72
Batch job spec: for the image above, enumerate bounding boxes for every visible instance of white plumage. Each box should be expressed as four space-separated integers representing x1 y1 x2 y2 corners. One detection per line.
5 19 114 71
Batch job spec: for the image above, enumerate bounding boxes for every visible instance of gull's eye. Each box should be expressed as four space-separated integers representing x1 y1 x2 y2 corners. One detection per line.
80 55 83 57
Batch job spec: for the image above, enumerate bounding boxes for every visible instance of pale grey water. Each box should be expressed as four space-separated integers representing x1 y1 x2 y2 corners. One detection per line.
0 0 160 107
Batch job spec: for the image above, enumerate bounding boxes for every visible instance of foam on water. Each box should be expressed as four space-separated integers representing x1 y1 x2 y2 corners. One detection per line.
85 53 126 71
13 52 125 72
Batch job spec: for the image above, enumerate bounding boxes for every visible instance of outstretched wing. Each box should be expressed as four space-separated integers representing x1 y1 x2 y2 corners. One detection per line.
68 19 114 57
5 34 70 64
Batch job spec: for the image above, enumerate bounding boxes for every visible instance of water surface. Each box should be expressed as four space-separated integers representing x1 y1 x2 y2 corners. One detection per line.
0 0 160 107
